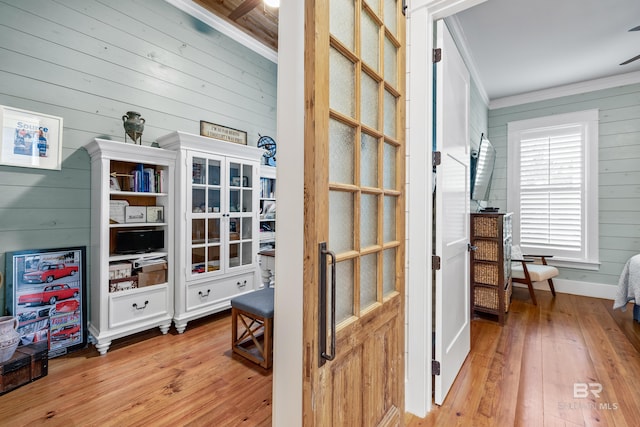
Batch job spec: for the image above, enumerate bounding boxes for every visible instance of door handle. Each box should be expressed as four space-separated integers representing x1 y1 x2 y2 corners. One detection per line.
319 242 337 366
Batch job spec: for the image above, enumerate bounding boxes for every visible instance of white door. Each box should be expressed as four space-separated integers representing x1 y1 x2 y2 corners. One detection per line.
434 19 471 405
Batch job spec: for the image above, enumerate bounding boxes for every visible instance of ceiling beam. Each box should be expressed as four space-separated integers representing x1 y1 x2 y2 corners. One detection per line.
228 0 262 21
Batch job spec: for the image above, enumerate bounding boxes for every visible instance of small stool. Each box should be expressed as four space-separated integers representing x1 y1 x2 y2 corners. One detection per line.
230 288 274 369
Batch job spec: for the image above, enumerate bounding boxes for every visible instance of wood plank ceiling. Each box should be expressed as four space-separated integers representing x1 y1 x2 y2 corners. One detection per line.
195 0 279 51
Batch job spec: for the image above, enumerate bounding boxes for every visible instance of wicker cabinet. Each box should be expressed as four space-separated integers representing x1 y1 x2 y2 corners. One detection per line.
470 212 512 324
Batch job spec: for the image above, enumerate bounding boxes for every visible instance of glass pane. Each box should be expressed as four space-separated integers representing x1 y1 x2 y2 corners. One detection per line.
208 188 220 213
334 259 354 323
384 36 397 88
229 162 241 186
242 189 252 212
192 219 205 244
207 218 220 243
241 242 252 266
229 243 240 267
242 164 252 187
384 0 397 36
192 188 205 213
329 119 355 185
241 217 252 240
384 89 396 138
229 189 240 212
330 0 354 51
191 247 205 275
229 217 240 241
361 133 379 187
207 246 220 272
383 248 396 295
192 158 205 184
383 195 396 242
329 191 354 253
361 10 379 72
361 194 378 247
383 142 396 189
208 159 220 185
360 253 377 310
330 48 355 118
366 0 381 16
361 71 379 129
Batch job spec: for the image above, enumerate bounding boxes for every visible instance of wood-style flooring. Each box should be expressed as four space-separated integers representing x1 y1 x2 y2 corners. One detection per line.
406 287 640 427
1 288 639 426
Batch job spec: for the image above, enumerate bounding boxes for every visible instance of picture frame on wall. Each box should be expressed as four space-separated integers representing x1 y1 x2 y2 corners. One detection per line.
4 246 88 358
0 105 63 170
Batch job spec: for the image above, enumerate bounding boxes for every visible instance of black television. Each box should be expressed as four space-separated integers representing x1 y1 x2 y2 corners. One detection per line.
115 229 164 254
470 134 496 201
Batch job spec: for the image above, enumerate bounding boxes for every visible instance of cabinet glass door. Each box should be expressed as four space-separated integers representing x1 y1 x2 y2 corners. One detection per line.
227 161 254 269
190 155 223 276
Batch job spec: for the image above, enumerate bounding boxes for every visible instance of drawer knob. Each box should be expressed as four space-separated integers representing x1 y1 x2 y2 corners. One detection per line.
199 289 211 298
132 300 149 310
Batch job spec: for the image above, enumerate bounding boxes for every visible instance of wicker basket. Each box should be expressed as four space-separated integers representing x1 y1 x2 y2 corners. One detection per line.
473 216 498 237
474 240 499 262
474 262 499 286
474 286 498 311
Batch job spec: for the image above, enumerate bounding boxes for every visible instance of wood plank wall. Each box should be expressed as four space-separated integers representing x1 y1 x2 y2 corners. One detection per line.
0 0 277 311
487 83 640 286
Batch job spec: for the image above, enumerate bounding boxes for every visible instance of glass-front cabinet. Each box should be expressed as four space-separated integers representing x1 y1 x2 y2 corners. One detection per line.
157 131 263 334
188 155 256 276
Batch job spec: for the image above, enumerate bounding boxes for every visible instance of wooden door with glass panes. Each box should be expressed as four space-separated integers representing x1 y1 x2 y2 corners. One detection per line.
188 154 256 277
302 0 406 425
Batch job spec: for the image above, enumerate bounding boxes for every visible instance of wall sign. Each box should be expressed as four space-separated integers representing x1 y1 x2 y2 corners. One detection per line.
200 120 247 145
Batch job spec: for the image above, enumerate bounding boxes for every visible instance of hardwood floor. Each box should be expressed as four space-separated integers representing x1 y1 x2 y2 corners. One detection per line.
0 310 272 427
406 287 640 427
2 289 638 426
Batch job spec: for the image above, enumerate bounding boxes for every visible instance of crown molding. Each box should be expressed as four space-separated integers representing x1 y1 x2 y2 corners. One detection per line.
489 70 640 110
165 0 278 64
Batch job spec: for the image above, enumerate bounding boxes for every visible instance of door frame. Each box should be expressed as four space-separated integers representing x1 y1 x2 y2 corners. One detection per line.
272 0 488 424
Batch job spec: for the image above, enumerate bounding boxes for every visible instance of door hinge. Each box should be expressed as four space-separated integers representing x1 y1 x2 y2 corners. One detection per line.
433 151 441 167
432 255 441 270
402 0 407 16
432 360 441 376
433 48 442 63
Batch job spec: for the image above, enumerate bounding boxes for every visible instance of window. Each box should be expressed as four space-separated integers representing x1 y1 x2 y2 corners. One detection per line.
507 109 599 269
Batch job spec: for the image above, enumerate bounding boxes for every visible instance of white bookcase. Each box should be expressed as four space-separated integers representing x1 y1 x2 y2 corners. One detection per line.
157 131 263 333
259 165 276 249
85 139 176 355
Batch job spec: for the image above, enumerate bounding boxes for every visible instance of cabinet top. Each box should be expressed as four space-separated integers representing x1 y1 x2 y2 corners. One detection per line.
85 138 177 163
156 131 265 162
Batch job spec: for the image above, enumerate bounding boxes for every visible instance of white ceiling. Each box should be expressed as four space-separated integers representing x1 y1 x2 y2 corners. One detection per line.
451 0 640 101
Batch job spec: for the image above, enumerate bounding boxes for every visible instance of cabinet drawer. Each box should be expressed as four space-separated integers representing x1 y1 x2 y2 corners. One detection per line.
187 273 254 311
109 285 169 329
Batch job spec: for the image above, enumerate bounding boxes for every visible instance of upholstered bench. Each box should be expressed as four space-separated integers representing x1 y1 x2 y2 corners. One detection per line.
230 287 274 369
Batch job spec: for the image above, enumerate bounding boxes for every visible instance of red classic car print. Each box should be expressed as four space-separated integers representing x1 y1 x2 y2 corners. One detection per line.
51 324 81 341
18 284 79 306
54 299 80 313
23 263 78 284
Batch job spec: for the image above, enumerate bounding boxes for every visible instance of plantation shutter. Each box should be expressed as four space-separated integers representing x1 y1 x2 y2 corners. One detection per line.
518 125 583 252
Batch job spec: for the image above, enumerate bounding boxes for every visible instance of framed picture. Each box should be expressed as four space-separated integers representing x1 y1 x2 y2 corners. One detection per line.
199 120 247 145
0 105 63 170
125 206 146 223
4 246 88 358
146 206 164 223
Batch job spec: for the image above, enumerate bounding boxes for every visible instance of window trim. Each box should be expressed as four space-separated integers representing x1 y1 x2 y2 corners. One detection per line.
507 109 599 270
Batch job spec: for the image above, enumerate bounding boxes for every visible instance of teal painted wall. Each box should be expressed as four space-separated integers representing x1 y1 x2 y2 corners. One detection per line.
487 83 640 286
0 0 277 312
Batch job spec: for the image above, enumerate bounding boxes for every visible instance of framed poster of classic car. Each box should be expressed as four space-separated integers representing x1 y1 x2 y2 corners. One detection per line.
4 246 87 358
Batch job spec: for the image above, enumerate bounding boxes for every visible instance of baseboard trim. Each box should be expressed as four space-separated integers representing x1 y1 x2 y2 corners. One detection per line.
513 278 616 300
